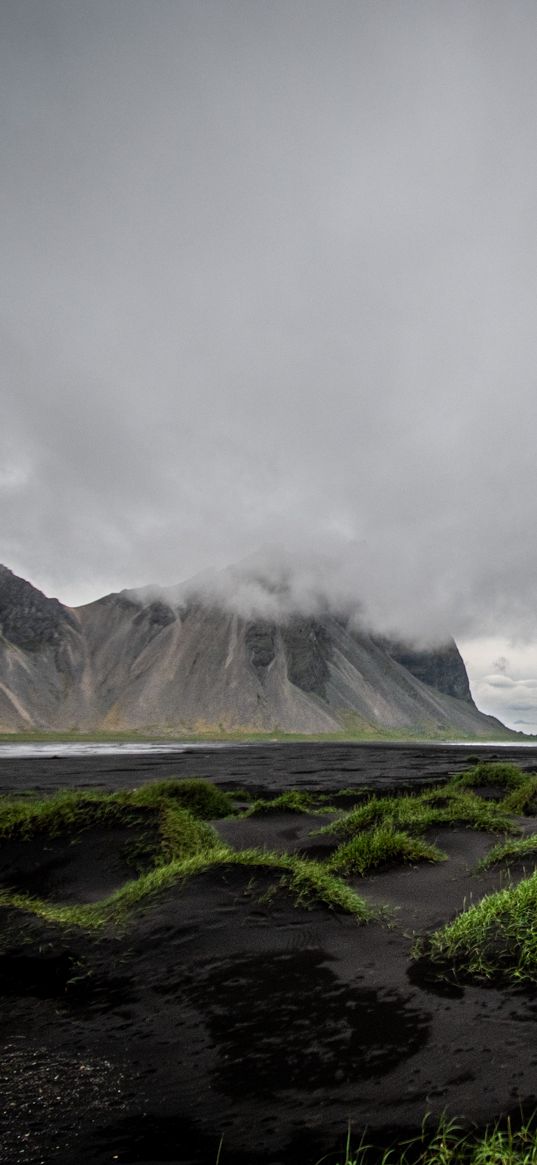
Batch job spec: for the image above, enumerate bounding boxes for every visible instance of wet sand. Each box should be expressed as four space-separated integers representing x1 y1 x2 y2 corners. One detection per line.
2 743 537 1165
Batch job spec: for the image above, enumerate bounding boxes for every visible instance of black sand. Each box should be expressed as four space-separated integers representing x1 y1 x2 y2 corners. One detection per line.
2 741 537 797
2 743 537 1165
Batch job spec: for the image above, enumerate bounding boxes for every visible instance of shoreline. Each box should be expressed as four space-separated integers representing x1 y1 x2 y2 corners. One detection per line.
1 740 537 798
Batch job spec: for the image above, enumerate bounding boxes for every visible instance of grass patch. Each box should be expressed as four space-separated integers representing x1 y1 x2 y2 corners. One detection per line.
450 761 527 794
0 846 377 931
417 869 537 982
0 853 224 931
478 834 537 872
228 849 377 919
0 778 233 843
0 780 226 896
0 725 521 742
328 824 446 876
128 778 233 818
501 777 537 815
318 795 405 835
0 779 380 927
325 1113 537 1164
319 789 514 840
240 789 338 817
241 790 316 815
418 788 515 832
158 805 220 862
0 789 131 840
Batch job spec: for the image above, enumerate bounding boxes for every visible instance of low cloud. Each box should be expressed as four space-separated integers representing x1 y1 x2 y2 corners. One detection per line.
2 2 537 663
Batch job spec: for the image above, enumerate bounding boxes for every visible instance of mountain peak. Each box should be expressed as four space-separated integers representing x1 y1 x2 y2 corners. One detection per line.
0 565 76 652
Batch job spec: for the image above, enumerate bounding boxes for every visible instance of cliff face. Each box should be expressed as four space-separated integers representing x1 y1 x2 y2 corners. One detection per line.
0 565 508 736
0 565 77 651
381 638 472 702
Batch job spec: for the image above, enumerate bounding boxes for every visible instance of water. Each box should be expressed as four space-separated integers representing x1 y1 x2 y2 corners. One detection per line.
0 738 535 760
2 739 537 800
0 741 234 759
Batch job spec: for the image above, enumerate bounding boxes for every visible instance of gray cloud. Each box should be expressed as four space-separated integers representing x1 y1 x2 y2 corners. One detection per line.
2 0 537 667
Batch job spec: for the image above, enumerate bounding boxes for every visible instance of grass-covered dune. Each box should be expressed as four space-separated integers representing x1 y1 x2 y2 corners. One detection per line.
2 759 537 1163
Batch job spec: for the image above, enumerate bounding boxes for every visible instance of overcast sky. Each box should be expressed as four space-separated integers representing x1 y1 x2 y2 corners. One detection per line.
2 1 537 730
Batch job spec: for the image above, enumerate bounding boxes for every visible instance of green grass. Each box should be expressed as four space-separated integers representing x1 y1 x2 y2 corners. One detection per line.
0 776 386 929
0 779 229 898
232 849 378 919
318 794 406 835
158 805 220 862
0 723 522 743
0 852 224 930
417 869 537 982
328 824 447 876
240 789 339 817
324 1113 537 1164
0 845 377 930
216 1113 537 1164
418 788 515 832
0 778 233 841
477 834 537 872
450 761 527 793
127 778 234 818
501 777 537 815
319 789 514 840
0 788 130 840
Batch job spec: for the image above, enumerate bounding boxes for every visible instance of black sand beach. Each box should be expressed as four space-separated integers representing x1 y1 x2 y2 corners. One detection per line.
2 740 537 797
2 743 537 1165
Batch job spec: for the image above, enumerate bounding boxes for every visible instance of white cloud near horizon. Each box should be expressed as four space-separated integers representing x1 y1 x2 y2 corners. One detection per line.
459 637 537 733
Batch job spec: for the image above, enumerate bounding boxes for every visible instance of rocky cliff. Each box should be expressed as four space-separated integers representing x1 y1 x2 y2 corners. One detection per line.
0 564 508 736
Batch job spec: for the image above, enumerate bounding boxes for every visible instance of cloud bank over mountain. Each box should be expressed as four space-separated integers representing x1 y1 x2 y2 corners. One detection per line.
0 563 507 738
3 2 537 724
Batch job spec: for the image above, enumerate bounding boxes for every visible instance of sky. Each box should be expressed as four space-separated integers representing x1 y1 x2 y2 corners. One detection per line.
2 0 537 730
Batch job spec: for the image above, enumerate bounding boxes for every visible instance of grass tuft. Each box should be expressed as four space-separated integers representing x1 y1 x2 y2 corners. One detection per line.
0 789 128 840
126 778 234 818
417 869 537 982
477 834 537 872
158 805 220 863
501 777 537 815
319 789 514 841
195 847 377 921
0 778 233 844
450 761 527 794
0 846 377 930
328 824 447 876
325 1112 537 1164
241 790 317 816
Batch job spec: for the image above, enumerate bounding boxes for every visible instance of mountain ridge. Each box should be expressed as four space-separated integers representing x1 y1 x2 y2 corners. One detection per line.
0 564 510 737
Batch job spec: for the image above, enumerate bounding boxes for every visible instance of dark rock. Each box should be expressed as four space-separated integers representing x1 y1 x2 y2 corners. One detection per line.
382 637 472 702
246 623 276 672
0 564 76 651
132 601 176 631
281 618 331 696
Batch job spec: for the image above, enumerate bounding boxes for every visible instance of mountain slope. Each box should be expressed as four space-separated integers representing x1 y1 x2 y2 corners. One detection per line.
0 565 508 736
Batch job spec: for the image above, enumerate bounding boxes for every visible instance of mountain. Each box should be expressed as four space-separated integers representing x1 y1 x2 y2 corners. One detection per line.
0 564 509 737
